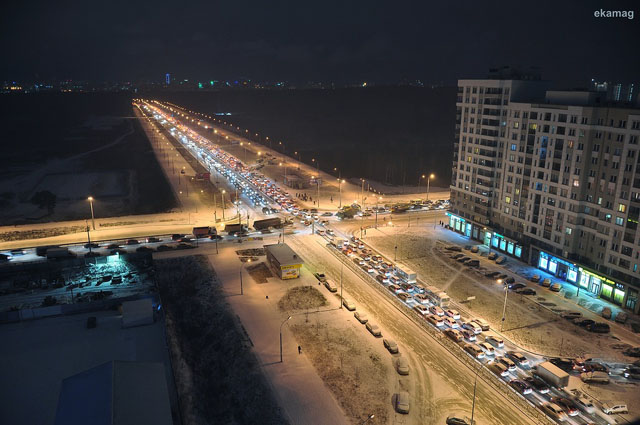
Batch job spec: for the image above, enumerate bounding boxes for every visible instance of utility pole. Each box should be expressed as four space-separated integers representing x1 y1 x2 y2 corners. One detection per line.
340 261 344 308
85 220 92 253
500 280 508 332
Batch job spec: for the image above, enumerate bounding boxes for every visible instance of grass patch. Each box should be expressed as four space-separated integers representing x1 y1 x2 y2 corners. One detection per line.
278 285 328 312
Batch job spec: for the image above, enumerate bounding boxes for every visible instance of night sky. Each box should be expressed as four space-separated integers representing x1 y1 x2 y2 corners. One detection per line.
2 0 638 85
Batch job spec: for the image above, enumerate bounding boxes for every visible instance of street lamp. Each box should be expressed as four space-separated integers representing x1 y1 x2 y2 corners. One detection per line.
87 196 96 230
280 316 292 363
360 414 375 425
221 190 226 220
375 196 382 228
339 179 345 208
240 259 251 295
422 173 435 202
499 279 508 331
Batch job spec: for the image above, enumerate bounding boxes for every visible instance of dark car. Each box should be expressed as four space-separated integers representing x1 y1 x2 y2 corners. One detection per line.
10 249 25 256
509 379 532 395
171 234 185 241
126 239 140 245
550 397 579 417
504 277 515 284
587 322 610 333
156 245 173 252
176 242 195 250
84 243 100 249
146 237 161 243
0 253 11 262
446 417 470 425
506 351 530 367
136 246 154 253
445 246 462 252
497 273 508 280
106 243 120 249
523 376 550 394
516 288 537 295
574 318 595 328
485 271 500 278
549 358 574 372
509 283 526 291
584 362 609 373
178 237 193 243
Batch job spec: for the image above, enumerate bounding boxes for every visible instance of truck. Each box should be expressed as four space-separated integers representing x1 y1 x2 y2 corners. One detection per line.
253 217 282 231
331 237 346 248
535 361 570 387
46 247 75 259
192 226 217 238
224 223 248 236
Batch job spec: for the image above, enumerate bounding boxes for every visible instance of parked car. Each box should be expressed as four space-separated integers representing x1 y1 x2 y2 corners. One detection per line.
623 366 640 380
125 239 140 245
508 283 526 291
366 322 382 337
601 306 612 319
487 252 498 260
580 371 610 384
313 272 327 282
549 358 574 372
446 416 472 425
573 318 595 328
354 311 368 324
516 288 536 295
504 277 515 284
394 392 410 414
445 308 461 320
383 339 399 354
324 280 338 292
156 244 173 252
550 283 562 292
601 402 628 415
560 311 582 320
495 256 506 264
342 298 356 311
587 322 610 333
445 246 462 252
485 271 500 278
530 274 541 282
396 357 409 375
84 242 99 249
444 328 463 342
541 278 551 287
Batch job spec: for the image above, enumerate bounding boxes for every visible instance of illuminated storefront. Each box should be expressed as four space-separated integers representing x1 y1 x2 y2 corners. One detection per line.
446 213 472 237
537 251 578 284
485 231 523 259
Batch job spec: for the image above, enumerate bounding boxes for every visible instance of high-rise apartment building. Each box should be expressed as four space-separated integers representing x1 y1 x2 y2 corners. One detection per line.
449 73 640 313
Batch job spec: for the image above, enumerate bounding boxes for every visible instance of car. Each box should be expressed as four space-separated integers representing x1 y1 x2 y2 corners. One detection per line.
523 376 549 394
397 292 414 303
10 249 25 256
464 259 480 267
457 256 470 263
0 253 11 262
413 304 429 315
383 339 399 353
504 277 515 284
550 283 562 292
470 246 479 253
587 322 610 333
464 343 485 359
508 283 526 291
446 416 472 425
485 335 504 348
506 351 529 367
313 272 327 282
366 322 382 337
445 245 462 252
471 318 490 331
146 237 161 243
541 278 551 287
583 362 608 374
487 252 498 260
573 395 595 414
496 356 516 372
430 305 444 316
445 309 461 320
549 358 574 372
462 321 482 334
426 314 444 327
541 402 568 422
530 274 541 282
84 243 99 249
495 256 506 264
156 244 173 252
580 371 610 383
573 318 595 328
601 402 628 415
478 342 494 356
136 246 154 253
560 311 582 320
414 293 429 304
394 391 410 414
176 242 195 250
322 212 333 217
623 366 640 380
342 298 356 311
126 239 140 245
451 253 465 260
444 317 459 328
388 284 402 294
444 328 463 342
106 243 120 249
516 288 536 295
171 233 185 241
460 328 476 341
509 379 532 395
324 280 338 292
485 271 500 278
551 397 579 417
488 361 509 377
396 357 409 375
354 311 368 324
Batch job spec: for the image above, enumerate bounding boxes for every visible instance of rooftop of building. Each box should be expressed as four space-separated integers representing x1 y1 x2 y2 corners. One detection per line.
264 243 303 266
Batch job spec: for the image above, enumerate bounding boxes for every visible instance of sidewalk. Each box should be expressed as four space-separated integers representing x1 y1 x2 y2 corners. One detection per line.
206 243 348 425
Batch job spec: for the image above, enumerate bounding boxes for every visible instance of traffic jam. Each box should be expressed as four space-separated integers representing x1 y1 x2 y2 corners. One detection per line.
326 234 632 425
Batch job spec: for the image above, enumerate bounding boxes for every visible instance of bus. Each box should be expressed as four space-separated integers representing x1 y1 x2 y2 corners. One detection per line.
395 266 417 284
424 285 450 308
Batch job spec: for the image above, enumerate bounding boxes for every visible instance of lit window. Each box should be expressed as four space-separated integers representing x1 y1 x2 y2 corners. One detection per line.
566 227 572 235
572 179 580 187
505 196 511 204
618 204 627 213
510 143 517 151
615 216 624 226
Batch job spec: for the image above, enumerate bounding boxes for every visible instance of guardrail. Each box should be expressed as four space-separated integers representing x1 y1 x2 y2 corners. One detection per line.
323 243 556 425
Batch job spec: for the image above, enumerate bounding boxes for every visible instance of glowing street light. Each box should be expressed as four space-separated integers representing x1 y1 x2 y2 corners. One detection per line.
87 196 96 230
280 316 292 363
339 179 345 208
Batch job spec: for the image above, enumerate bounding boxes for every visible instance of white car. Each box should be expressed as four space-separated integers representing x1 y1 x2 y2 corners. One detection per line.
602 403 628 415
445 309 460 320
413 304 429 315
485 335 504 348
479 342 495 356
443 317 459 329
429 305 444 316
472 318 490 331
462 321 482 334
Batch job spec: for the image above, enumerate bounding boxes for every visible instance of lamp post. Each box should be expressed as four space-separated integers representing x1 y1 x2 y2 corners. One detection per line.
360 178 365 207
340 261 344 308
425 173 435 202
221 190 226 220
280 316 292 363
314 176 321 209
339 179 345 208
470 365 480 425
375 196 382 229
240 259 251 295
87 196 96 230
499 279 508 331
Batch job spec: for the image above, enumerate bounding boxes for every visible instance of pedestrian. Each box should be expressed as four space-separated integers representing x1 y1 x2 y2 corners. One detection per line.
298 345 302 354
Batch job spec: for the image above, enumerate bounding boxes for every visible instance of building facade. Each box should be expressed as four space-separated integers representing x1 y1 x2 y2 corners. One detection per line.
449 75 640 313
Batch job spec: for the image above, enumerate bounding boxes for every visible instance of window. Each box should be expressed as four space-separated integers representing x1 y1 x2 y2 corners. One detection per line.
505 196 511 204
573 179 580 187
619 204 627 213
616 216 624 226
566 227 572 235
510 143 517 151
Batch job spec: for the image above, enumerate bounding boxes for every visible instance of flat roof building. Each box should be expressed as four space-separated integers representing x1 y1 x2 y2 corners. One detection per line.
264 243 303 279
449 74 640 314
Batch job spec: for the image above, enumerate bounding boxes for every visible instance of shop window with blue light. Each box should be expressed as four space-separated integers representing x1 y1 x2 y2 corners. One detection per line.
548 261 557 274
515 246 522 258
507 242 514 254
492 237 499 248
567 269 577 282
539 256 548 270
500 239 506 251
